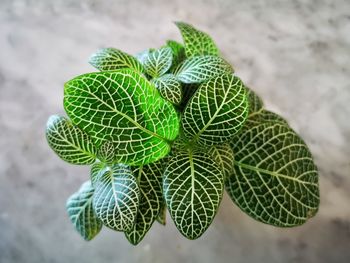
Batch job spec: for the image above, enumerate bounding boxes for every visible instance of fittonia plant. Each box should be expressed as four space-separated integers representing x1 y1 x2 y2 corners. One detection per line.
46 22 320 244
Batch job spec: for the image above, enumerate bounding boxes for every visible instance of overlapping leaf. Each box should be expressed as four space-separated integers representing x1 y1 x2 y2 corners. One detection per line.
152 74 183 105
46 115 96 165
66 181 102 240
89 48 143 72
182 74 248 146
207 143 234 179
175 22 219 57
166 40 186 72
143 47 173 78
97 141 115 164
156 202 167 226
90 162 107 187
93 164 139 231
125 162 163 245
226 123 320 227
163 150 224 239
246 109 288 127
175 56 233 84
246 88 264 115
64 69 179 165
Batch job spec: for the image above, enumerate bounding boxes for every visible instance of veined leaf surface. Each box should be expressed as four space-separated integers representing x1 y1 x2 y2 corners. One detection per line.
207 143 234 179
175 22 219 57
93 164 139 231
89 48 143 72
46 115 96 165
66 181 102 241
125 162 163 245
182 74 248 145
90 162 107 187
64 69 179 165
175 56 232 84
226 123 320 227
166 40 186 72
163 150 224 239
246 109 288 127
246 88 264 115
143 47 173 78
152 74 183 105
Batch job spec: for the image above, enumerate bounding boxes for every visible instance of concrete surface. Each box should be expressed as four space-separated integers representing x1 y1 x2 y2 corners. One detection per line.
0 0 349 262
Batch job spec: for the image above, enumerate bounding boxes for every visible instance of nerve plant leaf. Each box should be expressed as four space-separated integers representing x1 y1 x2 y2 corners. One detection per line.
175 21 219 57
152 74 183 105
182 74 249 146
246 109 288 127
166 40 186 71
163 150 224 239
93 164 139 231
125 162 163 245
89 48 143 73
246 88 264 115
66 181 102 241
226 123 320 227
143 47 173 78
90 162 107 187
64 69 179 165
175 55 233 84
46 115 96 165
96 141 115 164
207 143 234 179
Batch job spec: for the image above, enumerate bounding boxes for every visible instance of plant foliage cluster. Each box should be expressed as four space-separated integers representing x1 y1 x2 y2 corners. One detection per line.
46 22 320 244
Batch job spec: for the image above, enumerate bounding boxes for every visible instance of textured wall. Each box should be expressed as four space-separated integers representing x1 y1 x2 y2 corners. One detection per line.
0 0 349 262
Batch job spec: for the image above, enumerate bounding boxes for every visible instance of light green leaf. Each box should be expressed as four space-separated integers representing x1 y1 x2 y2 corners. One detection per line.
89 48 143 73
156 202 167 226
207 143 234 179
174 56 233 84
152 74 183 105
46 115 97 165
93 164 139 231
175 22 219 57
246 109 288 127
135 49 151 65
64 69 180 165
143 47 173 78
163 150 224 239
125 162 163 245
246 88 264 115
66 181 102 241
90 162 107 187
226 123 320 227
166 40 186 71
97 141 115 164
182 74 249 146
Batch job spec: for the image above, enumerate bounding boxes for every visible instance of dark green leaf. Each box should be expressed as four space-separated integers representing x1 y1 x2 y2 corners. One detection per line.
246 88 264 115
66 181 102 241
182 74 248 145
93 164 139 231
163 150 224 239
175 56 233 84
226 123 320 227
246 109 289 127
89 48 143 72
207 143 234 179
175 22 219 57
46 115 96 165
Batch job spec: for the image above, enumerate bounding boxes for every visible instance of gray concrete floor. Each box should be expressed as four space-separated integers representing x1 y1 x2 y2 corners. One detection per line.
0 0 349 262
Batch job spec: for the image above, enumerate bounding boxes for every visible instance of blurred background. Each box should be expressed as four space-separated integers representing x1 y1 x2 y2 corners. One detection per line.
0 0 349 262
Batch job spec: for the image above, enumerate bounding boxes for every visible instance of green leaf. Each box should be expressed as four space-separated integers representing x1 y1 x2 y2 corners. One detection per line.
64 69 180 165
182 74 249 146
166 40 186 71
96 141 115 164
207 143 234 179
93 164 139 231
174 56 233 84
89 48 143 73
178 83 199 111
226 123 320 227
163 150 224 239
66 181 102 241
90 162 107 187
143 47 173 78
125 162 163 245
46 115 97 165
246 88 264 115
175 22 219 57
246 109 288 127
152 74 183 105
156 202 167 226
135 49 151 65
